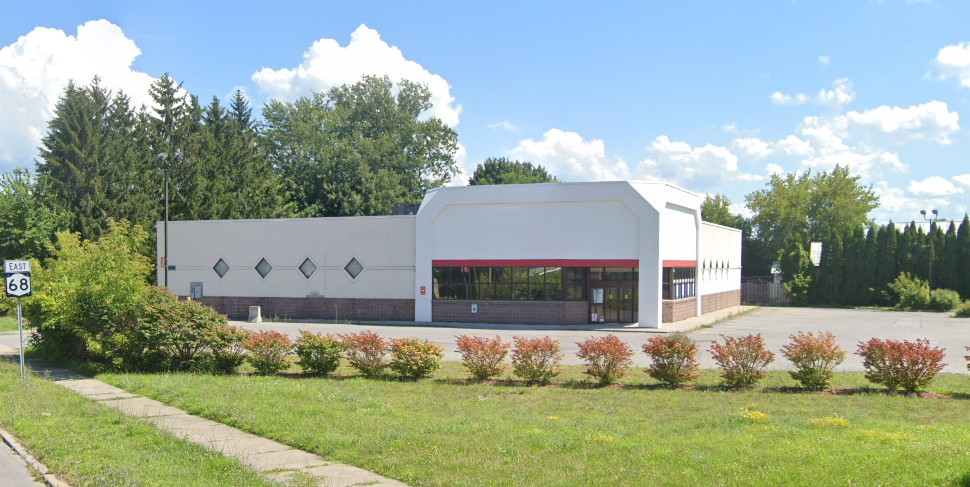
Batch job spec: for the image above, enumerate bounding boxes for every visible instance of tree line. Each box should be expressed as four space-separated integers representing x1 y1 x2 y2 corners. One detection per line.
702 166 970 303
0 74 460 265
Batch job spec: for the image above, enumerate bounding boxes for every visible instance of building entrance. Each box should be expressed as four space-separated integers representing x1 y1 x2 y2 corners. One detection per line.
588 267 638 324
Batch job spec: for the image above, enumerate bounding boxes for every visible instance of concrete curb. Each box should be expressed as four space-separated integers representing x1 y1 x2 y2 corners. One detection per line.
0 427 72 487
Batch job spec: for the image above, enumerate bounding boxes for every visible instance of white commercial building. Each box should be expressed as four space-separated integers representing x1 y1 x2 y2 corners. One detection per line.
157 181 741 328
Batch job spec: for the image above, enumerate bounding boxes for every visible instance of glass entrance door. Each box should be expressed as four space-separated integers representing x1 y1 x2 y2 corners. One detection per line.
588 267 638 324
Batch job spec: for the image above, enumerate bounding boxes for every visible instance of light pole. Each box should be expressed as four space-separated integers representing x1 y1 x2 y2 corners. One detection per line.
158 153 169 290
920 209 938 289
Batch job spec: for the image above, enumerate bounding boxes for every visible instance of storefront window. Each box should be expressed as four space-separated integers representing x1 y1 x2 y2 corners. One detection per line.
433 266 584 301
662 266 696 300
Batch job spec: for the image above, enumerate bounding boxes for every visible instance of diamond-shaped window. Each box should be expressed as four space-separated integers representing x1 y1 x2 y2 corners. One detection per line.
299 258 317 279
213 259 230 278
344 258 364 279
255 258 273 278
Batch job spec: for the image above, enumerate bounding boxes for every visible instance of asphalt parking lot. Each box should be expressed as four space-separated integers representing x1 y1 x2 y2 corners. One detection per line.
237 306 970 374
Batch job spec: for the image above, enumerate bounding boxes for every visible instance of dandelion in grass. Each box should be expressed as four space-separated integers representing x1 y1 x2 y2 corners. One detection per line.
548 416 560 420
810 416 850 428
744 410 767 423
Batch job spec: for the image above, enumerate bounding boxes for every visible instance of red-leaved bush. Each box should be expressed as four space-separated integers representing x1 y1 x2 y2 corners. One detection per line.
642 333 699 387
856 338 946 392
709 334 775 388
576 335 634 385
241 330 292 375
389 338 445 380
511 336 563 385
455 335 511 381
780 331 845 389
341 330 390 378
966 346 969 372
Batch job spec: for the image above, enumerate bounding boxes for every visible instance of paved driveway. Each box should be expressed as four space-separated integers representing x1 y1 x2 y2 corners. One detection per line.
239 307 970 375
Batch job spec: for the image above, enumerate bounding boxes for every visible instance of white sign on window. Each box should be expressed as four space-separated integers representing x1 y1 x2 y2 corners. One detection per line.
593 288 604 304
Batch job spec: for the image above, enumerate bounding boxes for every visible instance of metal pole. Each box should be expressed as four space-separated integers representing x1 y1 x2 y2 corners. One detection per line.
17 297 24 383
164 168 169 289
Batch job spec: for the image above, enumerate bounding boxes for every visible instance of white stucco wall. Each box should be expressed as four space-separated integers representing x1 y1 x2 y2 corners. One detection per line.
699 221 742 295
156 216 415 299
430 200 639 260
660 203 699 262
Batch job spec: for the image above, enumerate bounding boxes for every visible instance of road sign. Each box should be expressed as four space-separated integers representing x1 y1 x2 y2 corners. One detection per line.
5 272 31 297
4 260 30 273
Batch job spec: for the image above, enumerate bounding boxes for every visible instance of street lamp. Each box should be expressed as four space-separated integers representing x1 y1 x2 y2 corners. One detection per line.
920 209 938 289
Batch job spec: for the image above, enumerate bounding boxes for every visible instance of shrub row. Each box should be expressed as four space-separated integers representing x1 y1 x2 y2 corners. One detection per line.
244 330 957 392
890 272 965 312
452 332 953 393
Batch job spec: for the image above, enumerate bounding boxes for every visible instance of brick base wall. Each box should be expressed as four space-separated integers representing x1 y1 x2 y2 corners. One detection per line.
433 300 589 325
190 296 414 322
662 298 696 323
701 289 741 314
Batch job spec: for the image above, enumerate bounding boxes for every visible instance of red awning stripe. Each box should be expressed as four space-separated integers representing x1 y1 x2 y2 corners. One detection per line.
432 259 639 268
662 260 696 268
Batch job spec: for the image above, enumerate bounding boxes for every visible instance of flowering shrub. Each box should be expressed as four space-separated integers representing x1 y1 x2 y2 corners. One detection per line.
856 338 946 392
341 330 390 378
455 335 511 380
929 289 961 312
576 335 634 385
780 331 846 389
965 346 969 371
641 333 700 387
294 331 344 375
204 324 251 374
389 338 445 380
709 334 775 388
241 330 292 375
511 336 563 385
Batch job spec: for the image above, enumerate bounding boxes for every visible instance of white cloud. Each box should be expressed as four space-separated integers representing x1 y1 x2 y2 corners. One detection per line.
766 163 785 176
0 20 157 166
870 181 966 223
818 55 830 66
908 176 963 196
638 136 761 188
770 78 855 108
487 120 519 131
846 101 959 144
954 173 970 186
252 24 461 127
732 135 814 161
722 122 738 134
795 115 908 177
932 41 970 88
508 129 630 181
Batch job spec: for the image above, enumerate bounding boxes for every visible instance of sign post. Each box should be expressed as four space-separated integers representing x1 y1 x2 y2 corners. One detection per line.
5 260 32 383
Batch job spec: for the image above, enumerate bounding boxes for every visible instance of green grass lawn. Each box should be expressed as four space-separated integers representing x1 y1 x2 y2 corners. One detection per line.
0 316 23 333
0 360 277 487
98 361 970 487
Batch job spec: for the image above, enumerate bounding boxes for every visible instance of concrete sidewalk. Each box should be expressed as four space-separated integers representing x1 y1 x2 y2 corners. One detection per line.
0 344 406 487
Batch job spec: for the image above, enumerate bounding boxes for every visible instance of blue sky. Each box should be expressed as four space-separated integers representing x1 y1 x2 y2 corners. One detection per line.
1 0 969 222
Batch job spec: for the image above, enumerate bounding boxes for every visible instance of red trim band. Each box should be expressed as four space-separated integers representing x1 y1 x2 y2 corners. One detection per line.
433 259 639 268
663 260 696 268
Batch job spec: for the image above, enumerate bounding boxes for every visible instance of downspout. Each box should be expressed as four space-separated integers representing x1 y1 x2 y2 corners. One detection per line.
695 211 703 317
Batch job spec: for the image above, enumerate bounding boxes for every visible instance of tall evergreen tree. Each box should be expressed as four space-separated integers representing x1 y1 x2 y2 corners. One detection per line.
862 225 878 305
957 215 970 298
817 231 844 305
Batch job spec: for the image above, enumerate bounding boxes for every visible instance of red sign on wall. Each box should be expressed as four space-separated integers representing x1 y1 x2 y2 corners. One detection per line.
420 286 426 295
